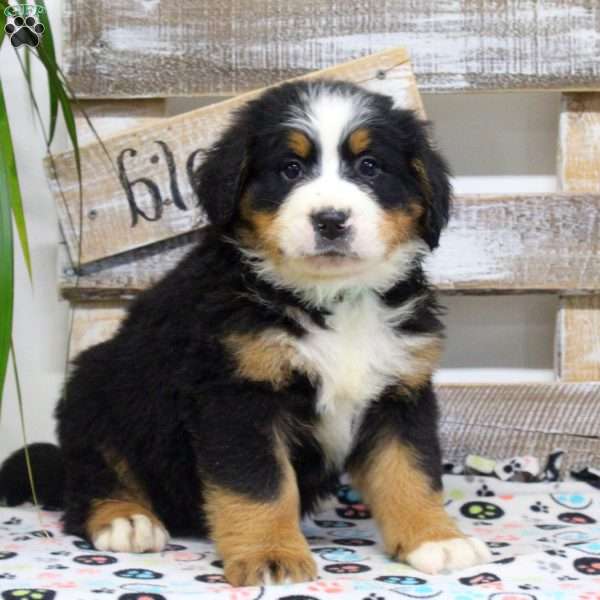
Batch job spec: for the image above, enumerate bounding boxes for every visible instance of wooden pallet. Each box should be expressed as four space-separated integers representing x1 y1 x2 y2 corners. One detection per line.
63 0 600 98
50 30 600 473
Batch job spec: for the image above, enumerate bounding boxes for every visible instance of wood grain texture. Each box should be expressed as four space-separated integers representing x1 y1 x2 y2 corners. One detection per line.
557 93 600 192
557 297 600 382
63 0 600 98
68 302 127 359
59 193 600 301
74 99 167 146
46 48 422 266
556 92 600 381
438 383 600 473
430 193 600 293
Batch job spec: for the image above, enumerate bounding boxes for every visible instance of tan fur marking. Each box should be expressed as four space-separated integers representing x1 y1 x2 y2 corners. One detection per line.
204 444 316 586
351 438 461 559
288 130 312 159
224 330 298 389
86 500 162 541
412 159 433 203
238 193 283 263
102 449 150 505
401 336 443 389
348 127 371 155
379 204 423 254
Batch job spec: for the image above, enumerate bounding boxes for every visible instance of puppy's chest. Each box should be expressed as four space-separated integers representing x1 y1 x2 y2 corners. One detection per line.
289 294 419 466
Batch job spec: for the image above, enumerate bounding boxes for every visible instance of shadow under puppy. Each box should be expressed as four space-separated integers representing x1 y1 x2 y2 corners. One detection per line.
0 80 490 586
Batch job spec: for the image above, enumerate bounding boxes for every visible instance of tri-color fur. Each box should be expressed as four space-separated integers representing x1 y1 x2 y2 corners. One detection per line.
0 80 490 585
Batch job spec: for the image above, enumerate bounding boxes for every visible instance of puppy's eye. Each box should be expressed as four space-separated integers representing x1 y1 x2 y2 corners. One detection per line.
356 157 380 178
281 161 304 181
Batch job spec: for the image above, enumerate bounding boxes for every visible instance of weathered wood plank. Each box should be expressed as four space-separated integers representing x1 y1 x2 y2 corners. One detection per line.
557 93 600 192
63 0 600 98
68 302 127 359
58 232 203 301
430 193 600 293
556 92 600 382
46 48 422 266
59 193 600 301
73 99 167 146
438 383 600 474
557 297 600 381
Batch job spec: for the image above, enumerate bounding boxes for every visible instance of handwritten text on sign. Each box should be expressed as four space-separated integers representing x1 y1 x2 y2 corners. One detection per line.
117 142 204 227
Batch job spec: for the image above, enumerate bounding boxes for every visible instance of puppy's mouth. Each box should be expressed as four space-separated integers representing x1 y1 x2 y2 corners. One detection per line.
298 250 365 273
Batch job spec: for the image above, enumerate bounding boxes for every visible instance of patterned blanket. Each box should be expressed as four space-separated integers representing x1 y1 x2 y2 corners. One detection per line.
0 475 599 600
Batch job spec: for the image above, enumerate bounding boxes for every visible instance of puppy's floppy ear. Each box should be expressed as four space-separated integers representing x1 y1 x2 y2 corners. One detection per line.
393 110 452 250
192 123 249 227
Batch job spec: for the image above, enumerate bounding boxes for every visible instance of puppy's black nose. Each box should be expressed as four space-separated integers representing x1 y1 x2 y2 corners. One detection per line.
311 210 349 240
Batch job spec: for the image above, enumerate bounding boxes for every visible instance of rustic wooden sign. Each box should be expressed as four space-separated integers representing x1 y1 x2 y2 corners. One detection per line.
63 0 600 98
46 48 423 266
59 193 600 301
73 99 168 146
556 93 600 382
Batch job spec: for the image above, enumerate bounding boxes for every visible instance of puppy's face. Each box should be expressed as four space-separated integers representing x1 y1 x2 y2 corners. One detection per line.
197 81 450 300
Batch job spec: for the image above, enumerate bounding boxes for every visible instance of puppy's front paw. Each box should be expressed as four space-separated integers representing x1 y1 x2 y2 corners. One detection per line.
406 536 491 574
224 547 317 587
93 514 169 553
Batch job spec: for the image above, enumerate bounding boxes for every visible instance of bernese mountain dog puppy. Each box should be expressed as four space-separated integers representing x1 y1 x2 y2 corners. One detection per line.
0 80 490 585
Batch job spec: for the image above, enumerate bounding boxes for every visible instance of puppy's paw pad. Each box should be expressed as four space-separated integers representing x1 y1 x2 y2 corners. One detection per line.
93 514 169 553
225 550 317 586
406 536 491 574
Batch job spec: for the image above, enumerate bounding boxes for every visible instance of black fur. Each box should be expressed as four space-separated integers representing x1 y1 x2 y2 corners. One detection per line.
0 80 451 547
0 443 64 507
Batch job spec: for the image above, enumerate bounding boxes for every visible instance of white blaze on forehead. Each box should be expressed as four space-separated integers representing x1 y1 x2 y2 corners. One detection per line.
288 85 374 175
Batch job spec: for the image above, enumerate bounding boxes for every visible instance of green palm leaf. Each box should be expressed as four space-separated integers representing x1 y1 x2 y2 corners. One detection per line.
0 3 32 281
0 78 15 409
35 0 59 144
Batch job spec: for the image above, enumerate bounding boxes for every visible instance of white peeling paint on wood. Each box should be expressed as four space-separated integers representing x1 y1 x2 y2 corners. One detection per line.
63 0 600 98
46 48 422 266
58 194 600 302
427 194 600 292
73 99 167 146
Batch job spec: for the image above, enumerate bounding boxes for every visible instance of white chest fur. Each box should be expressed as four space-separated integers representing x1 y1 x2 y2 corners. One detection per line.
290 292 429 468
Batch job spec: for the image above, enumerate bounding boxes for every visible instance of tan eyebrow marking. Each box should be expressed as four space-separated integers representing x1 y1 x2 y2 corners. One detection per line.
348 127 371 155
287 130 312 159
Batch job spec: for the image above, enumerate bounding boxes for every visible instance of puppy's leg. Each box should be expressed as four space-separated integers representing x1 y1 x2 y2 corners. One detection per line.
87 499 169 553
66 449 169 553
348 384 491 574
203 441 316 586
